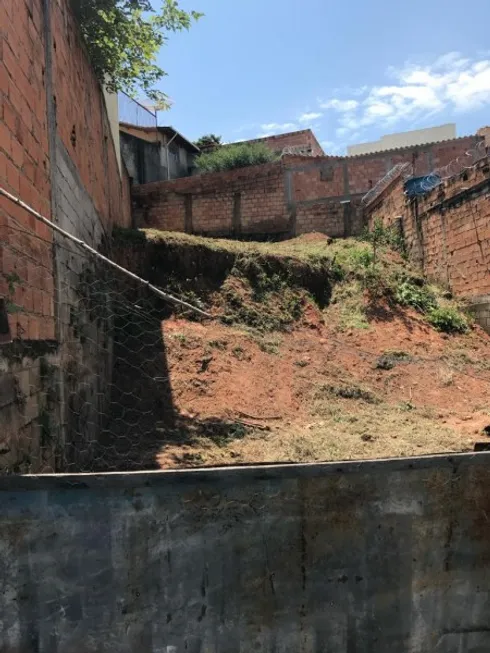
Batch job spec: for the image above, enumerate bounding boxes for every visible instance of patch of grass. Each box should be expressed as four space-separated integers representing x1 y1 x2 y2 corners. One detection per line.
375 350 412 370
208 339 228 350
427 306 469 334
172 333 187 345
347 247 374 269
329 281 370 331
231 345 249 361
256 336 282 355
221 273 307 333
295 359 310 368
316 383 380 404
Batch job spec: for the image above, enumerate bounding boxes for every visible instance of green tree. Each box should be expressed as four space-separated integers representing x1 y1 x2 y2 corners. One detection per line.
193 134 223 150
74 0 202 107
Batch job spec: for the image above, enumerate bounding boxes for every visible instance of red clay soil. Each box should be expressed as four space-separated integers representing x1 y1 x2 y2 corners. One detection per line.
156 302 490 468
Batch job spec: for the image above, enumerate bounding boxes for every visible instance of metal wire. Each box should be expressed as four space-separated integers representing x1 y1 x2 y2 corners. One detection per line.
361 163 411 205
412 140 488 194
0 187 212 319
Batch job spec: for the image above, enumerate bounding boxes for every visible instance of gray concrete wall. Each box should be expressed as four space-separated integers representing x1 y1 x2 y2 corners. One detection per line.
51 137 114 470
1 453 490 652
467 295 490 334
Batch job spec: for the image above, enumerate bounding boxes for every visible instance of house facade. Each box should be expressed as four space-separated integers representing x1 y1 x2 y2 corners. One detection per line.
119 123 200 185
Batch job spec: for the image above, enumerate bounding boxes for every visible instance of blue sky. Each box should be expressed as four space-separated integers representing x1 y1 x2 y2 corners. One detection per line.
154 0 490 154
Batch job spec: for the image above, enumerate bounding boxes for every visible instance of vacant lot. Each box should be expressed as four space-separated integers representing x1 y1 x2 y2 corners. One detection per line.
113 230 490 469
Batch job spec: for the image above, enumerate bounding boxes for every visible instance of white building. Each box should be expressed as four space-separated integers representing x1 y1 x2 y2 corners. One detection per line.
347 124 457 156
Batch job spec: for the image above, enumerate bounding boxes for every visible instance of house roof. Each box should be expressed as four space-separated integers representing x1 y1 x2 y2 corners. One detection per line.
119 122 200 153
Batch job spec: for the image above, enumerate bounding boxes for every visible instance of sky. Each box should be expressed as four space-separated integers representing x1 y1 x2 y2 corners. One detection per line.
153 0 490 155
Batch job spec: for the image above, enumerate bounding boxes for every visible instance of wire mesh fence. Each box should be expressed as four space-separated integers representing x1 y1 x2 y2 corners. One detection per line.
0 216 177 475
118 91 157 129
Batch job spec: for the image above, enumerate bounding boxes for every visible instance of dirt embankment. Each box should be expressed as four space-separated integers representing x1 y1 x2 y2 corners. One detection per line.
111 231 490 470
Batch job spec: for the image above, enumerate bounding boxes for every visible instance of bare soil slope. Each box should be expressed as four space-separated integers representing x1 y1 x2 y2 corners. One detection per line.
115 231 490 469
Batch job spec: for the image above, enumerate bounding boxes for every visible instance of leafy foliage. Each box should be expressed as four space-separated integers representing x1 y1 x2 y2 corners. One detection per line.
195 142 279 173
194 134 222 150
361 217 406 262
73 0 202 105
394 280 437 313
427 307 469 334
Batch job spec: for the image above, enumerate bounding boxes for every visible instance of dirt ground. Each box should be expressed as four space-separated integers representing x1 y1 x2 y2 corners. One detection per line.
110 231 490 470
156 304 490 468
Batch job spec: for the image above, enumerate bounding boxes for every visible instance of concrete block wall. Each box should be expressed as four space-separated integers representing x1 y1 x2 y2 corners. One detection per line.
1 0 132 472
468 295 490 333
1 453 490 651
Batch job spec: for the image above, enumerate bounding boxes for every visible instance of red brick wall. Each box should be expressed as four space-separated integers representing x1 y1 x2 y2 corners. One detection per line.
1 0 133 472
365 158 490 299
1 0 131 342
134 135 485 242
132 162 288 236
235 130 324 156
52 0 131 231
1 0 54 341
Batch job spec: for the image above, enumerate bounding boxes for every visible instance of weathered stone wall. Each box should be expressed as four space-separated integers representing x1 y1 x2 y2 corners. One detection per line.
0 453 489 652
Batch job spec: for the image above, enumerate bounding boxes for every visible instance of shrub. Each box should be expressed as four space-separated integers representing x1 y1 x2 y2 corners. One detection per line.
348 247 374 269
427 307 469 334
195 142 279 173
394 281 437 313
360 218 406 259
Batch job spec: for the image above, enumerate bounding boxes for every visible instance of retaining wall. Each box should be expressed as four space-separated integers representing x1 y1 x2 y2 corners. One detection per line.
1 453 489 652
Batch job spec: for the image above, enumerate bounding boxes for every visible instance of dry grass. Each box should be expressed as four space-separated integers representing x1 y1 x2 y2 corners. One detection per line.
165 399 475 468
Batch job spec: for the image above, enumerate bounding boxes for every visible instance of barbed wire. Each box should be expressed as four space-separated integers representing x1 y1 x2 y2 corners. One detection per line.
361 162 411 205
362 140 489 202
407 139 489 194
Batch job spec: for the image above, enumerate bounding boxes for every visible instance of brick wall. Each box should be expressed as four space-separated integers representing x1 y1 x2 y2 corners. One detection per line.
364 158 490 332
133 162 290 237
0 0 131 472
235 129 325 156
134 136 482 242
52 0 131 231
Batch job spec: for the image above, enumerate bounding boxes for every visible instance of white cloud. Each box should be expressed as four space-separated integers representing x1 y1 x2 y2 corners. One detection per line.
298 111 323 123
323 52 490 139
320 99 359 112
259 122 297 134
321 139 345 155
